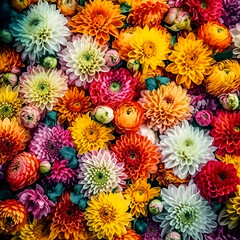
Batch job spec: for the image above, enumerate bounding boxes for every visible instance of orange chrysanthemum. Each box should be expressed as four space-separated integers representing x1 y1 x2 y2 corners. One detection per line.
0 118 31 165
198 22 232 52
54 86 93 125
0 199 27 234
127 0 168 28
139 81 193 134
112 133 161 180
57 0 77 16
9 0 31 12
69 0 125 45
113 229 143 240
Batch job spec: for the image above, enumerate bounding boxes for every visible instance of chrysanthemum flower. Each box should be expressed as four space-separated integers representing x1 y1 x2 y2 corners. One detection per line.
89 68 138 108
0 85 23 120
54 86 93 125
69 114 114 154
195 161 240 202
124 178 160 218
205 226 240 240
79 149 127 197
128 25 171 73
142 217 162 240
68 0 125 46
85 192 133 240
139 82 193 134
29 124 74 162
112 133 161 180
153 183 217 240
9 0 71 62
166 33 215 89
159 120 216 179
210 111 240 156
0 118 31 165
230 24 240 58
0 199 27 234
113 229 142 240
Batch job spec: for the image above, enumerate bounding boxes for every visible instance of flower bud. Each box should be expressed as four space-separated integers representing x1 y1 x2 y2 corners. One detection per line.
20 106 41 129
42 56 58 69
93 106 114 124
104 50 120 67
138 124 159 144
0 30 13 43
0 73 18 87
164 8 178 24
39 161 51 174
149 199 163 215
165 231 181 240
195 110 213 127
219 92 239 110
127 59 140 73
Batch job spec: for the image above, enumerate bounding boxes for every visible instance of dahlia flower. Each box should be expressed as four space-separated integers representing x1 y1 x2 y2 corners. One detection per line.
230 23 240 58
111 133 161 180
19 105 41 129
195 161 240 202
124 178 160 218
153 183 217 240
59 35 109 88
139 82 193 134
166 33 215 89
69 0 125 46
85 192 133 240
142 217 162 240
113 229 142 240
205 226 240 240
9 0 71 62
69 114 114 154
29 124 74 162
79 149 127 197
89 68 138 108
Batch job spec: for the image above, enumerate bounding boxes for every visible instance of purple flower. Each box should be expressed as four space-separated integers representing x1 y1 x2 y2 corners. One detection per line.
18 184 55 219
205 226 240 240
142 217 162 240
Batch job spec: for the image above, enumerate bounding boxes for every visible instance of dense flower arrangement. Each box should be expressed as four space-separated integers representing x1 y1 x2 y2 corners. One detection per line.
0 0 240 239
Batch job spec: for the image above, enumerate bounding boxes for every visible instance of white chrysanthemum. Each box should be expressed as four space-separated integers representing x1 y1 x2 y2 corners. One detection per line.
9 0 70 62
153 183 217 240
59 35 109 88
230 23 240 58
78 149 127 198
159 120 216 179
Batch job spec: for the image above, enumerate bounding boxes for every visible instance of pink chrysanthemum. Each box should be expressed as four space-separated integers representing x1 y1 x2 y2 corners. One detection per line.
89 68 138 108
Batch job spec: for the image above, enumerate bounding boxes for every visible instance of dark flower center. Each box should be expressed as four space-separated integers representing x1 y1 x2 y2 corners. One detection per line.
200 2 207 9
218 172 226 181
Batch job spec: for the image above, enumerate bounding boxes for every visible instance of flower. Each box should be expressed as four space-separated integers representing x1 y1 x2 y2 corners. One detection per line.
85 192 133 240
204 60 240 97
0 73 18 88
68 0 125 45
218 91 239 110
54 86 93 125
89 68 137 108
39 161 51 174
79 149 127 197
29 124 74 162
127 59 141 73
149 199 163 216
0 199 27 234
142 217 162 240
111 133 161 180
166 33 215 89
0 118 31 165
128 25 171 73
20 106 41 129
124 178 160 218
113 229 142 240
137 124 159 145
195 110 213 126
9 0 31 12
42 55 58 69
57 0 77 16
153 183 217 240
93 106 114 124
59 35 109 88
195 161 240 202
205 226 240 240
168 0 183 7
139 82 193 133
0 85 23 120
69 114 114 154
104 49 121 67
9 0 71 62
18 184 55 219
114 101 144 134
230 23 240 58
210 111 240 156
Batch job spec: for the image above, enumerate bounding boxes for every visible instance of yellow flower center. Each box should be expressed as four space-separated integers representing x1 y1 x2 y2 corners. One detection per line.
234 126 240 132
68 101 82 112
100 207 116 223
185 53 197 66
133 188 148 202
85 126 100 140
143 41 156 57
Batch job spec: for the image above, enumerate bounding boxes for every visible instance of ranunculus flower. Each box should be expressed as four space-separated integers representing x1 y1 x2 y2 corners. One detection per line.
218 90 239 110
20 105 41 129
195 110 213 126
93 105 114 124
104 49 120 67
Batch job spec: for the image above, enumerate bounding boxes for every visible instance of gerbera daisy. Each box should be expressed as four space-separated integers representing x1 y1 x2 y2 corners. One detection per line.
128 25 171 73
79 149 127 197
69 114 114 154
0 85 23 120
0 118 31 165
89 68 138 108
54 86 93 125
113 229 142 240
68 0 125 46
59 35 109 88
9 0 71 62
85 192 133 240
111 133 161 180
210 111 240 156
153 183 217 240
139 82 193 134
166 32 215 89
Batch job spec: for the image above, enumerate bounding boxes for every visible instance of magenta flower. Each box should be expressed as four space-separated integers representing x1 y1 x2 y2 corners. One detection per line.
195 110 213 127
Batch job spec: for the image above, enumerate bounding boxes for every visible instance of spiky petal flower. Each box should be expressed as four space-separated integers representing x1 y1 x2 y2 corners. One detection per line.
205 226 240 240
113 229 142 240
153 183 217 240
142 217 162 240
230 24 240 58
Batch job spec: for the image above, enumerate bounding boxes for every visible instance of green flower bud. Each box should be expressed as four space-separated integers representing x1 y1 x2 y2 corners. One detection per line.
0 30 13 43
43 56 58 69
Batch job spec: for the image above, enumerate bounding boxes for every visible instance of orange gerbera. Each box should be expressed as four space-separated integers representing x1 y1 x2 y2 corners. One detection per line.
0 199 27 234
69 0 125 45
9 0 31 12
57 0 77 16
113 229 143 240
54 86 93 125
198 22 232 52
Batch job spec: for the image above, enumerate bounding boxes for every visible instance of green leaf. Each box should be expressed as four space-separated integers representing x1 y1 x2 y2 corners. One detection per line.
170 35 177 47
120 3 131 14
60 147 78 169
44 111 57 127
145 77 158 91
214 50 233 61
156 76 170 85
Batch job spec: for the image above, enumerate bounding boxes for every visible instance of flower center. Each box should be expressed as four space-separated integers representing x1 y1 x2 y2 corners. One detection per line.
68 101 82 112
218 172 226 181
85 127 100 141
234 126 240 132
0 104 12 118
66 210 73 216
163 96 174 104
133 188 148 202
29 17 42 27
36 82 49 95
176 205 196 225
143 41 156 57
185 53 197 65
5 217 13 225
126 151 140 166
184 139 194 147
200 2 207 9
100 207 116 223
110 81 121 92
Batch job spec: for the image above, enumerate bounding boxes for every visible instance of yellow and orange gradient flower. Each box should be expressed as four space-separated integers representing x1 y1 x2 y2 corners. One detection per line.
113 229 143 240
57 0 77 16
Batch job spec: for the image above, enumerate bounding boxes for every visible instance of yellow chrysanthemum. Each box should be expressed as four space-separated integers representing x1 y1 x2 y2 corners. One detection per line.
166 32 215 89
124 178 160 218
69 114 114 154
128 25 171 73
85 192 133 240
0 85 23 120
